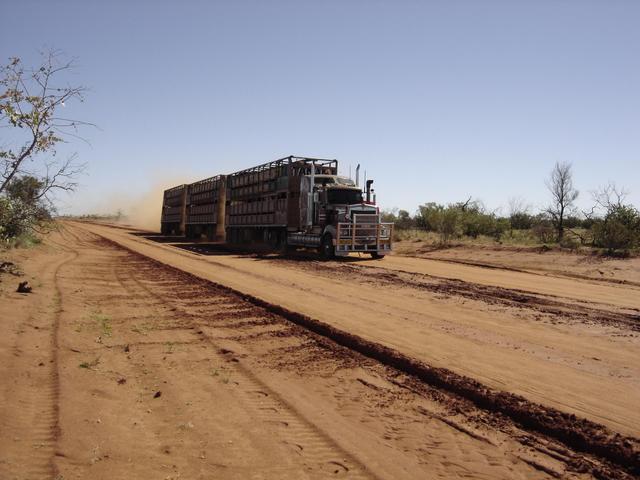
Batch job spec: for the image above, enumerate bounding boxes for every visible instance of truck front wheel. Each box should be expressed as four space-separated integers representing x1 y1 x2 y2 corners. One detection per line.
320 235 335 260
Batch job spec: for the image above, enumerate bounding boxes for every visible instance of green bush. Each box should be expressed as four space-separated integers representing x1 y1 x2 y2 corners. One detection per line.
452 200 506 241
509 212 533 230
494 218 510 240
459 208 507 240
0 197 38 242
416 201 508 244
416 203 460 244
381 208 416 231
0 176 52 246
592 204 640 253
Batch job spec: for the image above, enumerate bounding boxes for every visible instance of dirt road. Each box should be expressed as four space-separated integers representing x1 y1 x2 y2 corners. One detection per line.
0 222 637 479
393 241 640 286
74 222 640 436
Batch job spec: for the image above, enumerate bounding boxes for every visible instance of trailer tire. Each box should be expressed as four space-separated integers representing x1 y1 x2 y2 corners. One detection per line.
320 234 335 260
370 252 385 259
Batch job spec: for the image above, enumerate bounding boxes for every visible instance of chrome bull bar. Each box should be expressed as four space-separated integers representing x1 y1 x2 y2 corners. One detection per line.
336 214 393 255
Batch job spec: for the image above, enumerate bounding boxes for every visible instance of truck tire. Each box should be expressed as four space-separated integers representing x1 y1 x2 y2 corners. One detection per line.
370 252 385 259
320 234 335 260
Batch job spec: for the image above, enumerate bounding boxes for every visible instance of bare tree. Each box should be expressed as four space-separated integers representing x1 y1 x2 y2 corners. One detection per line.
592 182 628 212
545 162 579 240
0 50 91 199
508 196 529 217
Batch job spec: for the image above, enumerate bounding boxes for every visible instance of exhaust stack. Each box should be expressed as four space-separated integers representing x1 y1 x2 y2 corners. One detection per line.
366 179 374 203
355 164 360 187
307 161 315 227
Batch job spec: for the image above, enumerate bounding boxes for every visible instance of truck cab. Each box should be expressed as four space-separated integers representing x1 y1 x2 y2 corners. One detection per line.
290 171 393 259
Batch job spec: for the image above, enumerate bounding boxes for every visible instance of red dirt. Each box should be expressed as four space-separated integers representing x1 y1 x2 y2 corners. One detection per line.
1 222 638 479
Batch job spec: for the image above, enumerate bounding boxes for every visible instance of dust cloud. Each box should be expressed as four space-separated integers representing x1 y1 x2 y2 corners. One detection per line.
98 174 198 232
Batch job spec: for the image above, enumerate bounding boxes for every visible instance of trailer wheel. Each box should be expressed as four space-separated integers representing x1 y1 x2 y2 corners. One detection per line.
320 234 335 260
370 252 385 260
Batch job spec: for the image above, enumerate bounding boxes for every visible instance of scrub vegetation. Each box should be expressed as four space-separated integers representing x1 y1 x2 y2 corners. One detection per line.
383 163 639 256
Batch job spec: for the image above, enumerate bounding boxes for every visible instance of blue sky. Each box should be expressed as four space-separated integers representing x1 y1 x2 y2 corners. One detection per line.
2 0 639 216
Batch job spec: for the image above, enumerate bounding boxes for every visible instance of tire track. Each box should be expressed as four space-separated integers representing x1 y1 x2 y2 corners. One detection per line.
229 364 370 479
108 255 376 480
0 244 76 480
289 261 640 332
417 254 640 288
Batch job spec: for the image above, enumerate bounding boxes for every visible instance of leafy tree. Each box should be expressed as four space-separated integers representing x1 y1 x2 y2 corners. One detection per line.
434 207 460 244
457 200 487 238
0 51 89 200
0 51 89 243
6 175 43 204
415 202 436 231
395 209 414 230
381 208 398 225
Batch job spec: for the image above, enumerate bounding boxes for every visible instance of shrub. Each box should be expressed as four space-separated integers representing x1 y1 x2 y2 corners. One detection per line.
416 200 510 244
417 203 460 244
532 214 555 243
494 218 510 241
509 212 533 230
592 204 640 253
415 202 438 232
559 235 580 250
381 208 416 231
0 175 53 246
461 211 507 240
0 197 38 242
457 201 508 241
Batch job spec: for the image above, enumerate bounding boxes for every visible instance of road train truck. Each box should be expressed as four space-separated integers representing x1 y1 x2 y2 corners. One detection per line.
161 156 393 258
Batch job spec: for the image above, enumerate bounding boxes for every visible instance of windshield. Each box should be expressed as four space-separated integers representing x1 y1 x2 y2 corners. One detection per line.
327 189 363 205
